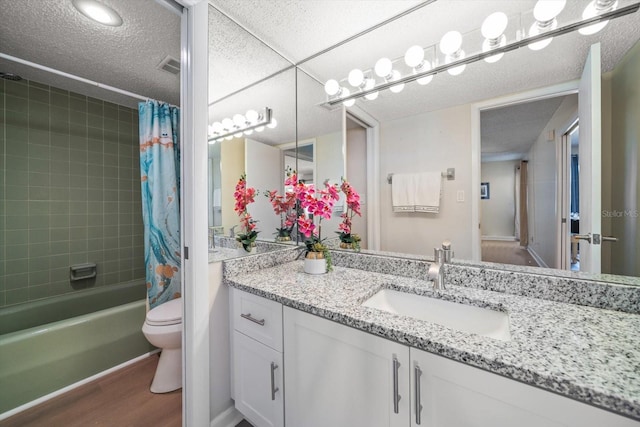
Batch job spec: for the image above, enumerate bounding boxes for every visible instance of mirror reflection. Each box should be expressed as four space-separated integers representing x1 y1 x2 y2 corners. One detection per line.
208 0 640 283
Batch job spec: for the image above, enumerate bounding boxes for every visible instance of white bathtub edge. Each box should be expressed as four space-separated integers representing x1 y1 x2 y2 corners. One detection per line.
0 349 160 421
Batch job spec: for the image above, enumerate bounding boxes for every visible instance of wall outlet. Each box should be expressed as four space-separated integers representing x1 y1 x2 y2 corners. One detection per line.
456 190 464 202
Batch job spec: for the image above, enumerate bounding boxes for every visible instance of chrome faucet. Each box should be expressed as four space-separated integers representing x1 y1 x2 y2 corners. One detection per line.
427 241 453 290
208 227 216 251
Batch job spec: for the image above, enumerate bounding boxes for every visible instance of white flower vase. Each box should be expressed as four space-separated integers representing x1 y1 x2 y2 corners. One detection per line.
237 244 257 257
303 254 327 275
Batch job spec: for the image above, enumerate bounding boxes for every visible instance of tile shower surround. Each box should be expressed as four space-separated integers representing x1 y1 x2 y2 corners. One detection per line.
0 78 145 307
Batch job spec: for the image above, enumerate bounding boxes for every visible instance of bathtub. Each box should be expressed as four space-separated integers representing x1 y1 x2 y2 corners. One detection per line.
0 281 155 415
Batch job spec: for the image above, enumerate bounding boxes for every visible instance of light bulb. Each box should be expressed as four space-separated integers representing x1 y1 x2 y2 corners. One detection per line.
222 118 234 130
414 60 433 85
233 114 246 127
245 109 259 123
340 88 355 106
481 12 508 40
533 0 566 22
578 0 617 35
482 35 506 63
256 126 265 132
348 69 365 87
244 129 253 135
267 118 278 129
364 91 379 100
374 57 393 78
207 125 214 136
234 132 243 138
363 79 379 100
389 70 404 93
324 79 340 96
225 135 233 140
212 121 223 133
404 45 425 68
528 22 553 50
439 31 463 55
445 51 466 76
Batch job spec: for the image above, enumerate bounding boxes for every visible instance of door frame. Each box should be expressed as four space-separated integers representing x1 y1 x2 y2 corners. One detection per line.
470 80 579 262
558 120 579 270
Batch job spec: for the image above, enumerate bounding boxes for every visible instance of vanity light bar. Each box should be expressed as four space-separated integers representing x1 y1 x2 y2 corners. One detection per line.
326 2 640 106
208 107 273 143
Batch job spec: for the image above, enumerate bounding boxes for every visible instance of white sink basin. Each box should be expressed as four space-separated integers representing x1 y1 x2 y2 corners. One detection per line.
362 289 511 341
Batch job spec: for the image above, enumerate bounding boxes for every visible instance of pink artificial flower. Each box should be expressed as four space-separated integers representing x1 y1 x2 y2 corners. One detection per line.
297 216 315 238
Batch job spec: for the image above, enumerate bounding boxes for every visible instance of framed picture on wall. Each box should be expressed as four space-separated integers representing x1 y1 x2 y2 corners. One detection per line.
481 182 490 200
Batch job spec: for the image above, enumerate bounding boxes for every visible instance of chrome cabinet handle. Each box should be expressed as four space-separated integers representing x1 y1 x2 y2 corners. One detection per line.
392 356 401 414
240 313 265 326
270 362 279 401
414 364 423 425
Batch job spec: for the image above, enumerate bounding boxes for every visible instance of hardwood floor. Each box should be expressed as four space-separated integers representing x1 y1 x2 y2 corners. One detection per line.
0 354 181 427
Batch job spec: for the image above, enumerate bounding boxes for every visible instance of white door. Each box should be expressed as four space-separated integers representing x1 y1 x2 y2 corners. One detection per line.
233 331 284 427
284 307 410 427
577 43 602 273
245 139 283 237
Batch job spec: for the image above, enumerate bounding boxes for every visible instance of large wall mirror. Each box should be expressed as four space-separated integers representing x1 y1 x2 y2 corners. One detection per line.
208 0 640 285
207 4 344 244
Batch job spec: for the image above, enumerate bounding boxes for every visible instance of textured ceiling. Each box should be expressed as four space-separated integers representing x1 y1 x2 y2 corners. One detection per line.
0 0 180 108
4 0 637 138
481 96 569 162
208 0 640 148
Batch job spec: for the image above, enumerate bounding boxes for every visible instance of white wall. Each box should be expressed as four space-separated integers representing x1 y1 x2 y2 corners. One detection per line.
221 137 245 233
245 139 283 240
379 104 473 259
525 95 578 268
208 262 234 421
481 160 519 239
315 131 345 240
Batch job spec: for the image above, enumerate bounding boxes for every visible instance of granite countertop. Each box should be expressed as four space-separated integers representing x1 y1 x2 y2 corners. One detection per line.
226 260 640 421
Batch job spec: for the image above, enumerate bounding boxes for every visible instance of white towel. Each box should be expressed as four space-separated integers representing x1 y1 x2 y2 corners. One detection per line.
391 173 416 212
414 172 442 214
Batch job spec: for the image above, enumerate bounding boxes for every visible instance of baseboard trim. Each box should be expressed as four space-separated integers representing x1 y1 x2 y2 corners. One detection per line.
481 235 517 241
0 350 161 422
210 405 244 427
527 247 548 268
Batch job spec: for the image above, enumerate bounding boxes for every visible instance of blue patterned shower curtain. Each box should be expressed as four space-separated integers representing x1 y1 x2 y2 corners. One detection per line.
139 100 181 309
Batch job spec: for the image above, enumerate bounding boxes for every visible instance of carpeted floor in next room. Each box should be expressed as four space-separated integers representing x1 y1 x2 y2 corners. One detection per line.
481 239 539 267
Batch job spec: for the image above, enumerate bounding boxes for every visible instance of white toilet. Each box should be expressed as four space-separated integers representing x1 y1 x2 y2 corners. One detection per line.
142 297 183 393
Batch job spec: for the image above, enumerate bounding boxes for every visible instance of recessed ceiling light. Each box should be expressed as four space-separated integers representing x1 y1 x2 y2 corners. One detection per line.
72 0 123 27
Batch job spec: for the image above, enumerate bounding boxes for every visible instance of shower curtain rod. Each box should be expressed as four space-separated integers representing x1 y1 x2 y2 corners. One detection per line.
0 52 175 106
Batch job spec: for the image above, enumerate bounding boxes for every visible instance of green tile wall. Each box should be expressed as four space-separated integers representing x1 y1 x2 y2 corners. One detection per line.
0 79 145 307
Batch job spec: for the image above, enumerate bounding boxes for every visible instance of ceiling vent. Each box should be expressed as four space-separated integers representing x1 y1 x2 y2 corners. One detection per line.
158 55 180 75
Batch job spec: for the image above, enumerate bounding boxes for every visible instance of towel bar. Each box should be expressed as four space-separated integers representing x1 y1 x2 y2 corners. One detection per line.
387 168 455 184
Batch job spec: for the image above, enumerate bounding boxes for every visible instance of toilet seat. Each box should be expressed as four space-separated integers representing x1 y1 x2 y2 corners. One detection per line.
146 298 182 326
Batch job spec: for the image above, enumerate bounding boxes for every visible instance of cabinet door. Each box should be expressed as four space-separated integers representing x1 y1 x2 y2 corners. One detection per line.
284 307 410 427
233 331 284 427
410 348 639 427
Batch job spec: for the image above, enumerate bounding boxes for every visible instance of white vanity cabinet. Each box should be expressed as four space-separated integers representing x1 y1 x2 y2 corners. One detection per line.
283 306 410 427
230 288 284 427
410 348 639 427
231 289 639 427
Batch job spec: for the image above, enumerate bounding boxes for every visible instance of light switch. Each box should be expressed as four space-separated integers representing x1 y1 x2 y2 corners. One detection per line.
457 190 464 202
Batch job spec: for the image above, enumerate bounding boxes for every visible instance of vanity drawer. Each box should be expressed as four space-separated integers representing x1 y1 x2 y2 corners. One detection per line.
232 288 283 352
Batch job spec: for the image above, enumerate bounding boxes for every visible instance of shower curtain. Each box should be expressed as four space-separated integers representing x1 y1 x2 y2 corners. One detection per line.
139 100 181 309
